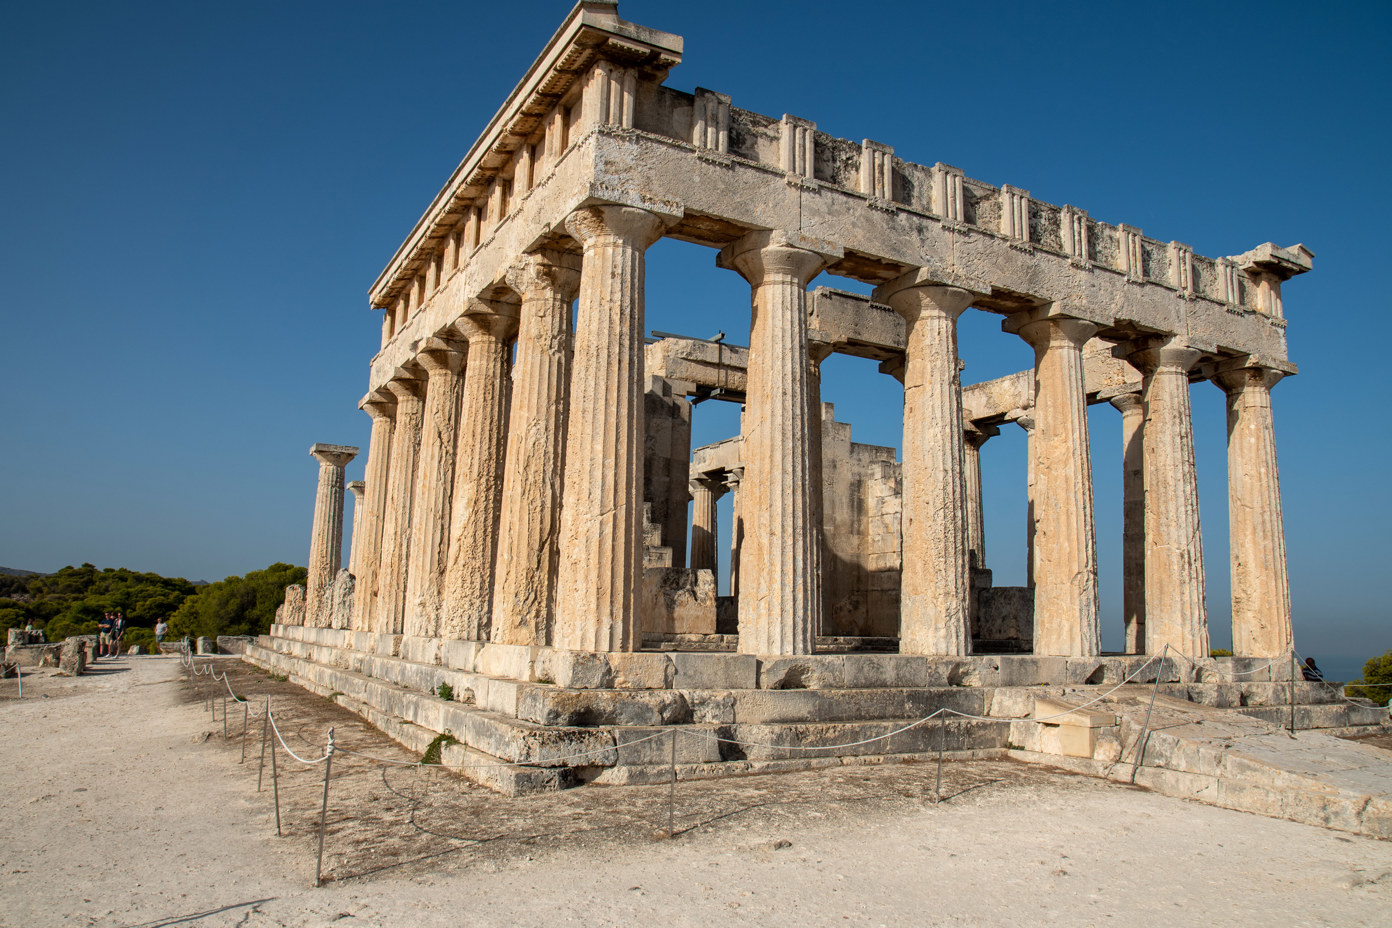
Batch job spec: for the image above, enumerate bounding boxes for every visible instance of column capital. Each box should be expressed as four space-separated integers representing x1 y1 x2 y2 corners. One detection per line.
383 378 421 403
717 230 843 289
1012 411 1035 433
1211 359 1288 394
564 203 667 252
1122 335 1204 375
1108 390 1145 415
505 248 582 302
873 269 980 323
415 341 465 375
723 466 744 491
689 473 726 498
453 304 518 343
964 421 1000 448
1005 308 1098 351
310 443 358 468
346 480 365 499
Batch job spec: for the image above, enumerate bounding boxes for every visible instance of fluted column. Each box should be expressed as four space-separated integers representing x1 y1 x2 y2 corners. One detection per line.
1109 392 1146 653
440 311 516 641
1014 414 1036 589
306 443 358 627
375 378 424 634
876 274 975 655
554 204 667 652
1128 339 1208 658
720 231 840 656
1007 312 1100 657
726 466 744 601
1214 363 1292 658
492 250 582 647
807 342 833 638
963 423 997 571
351 397 394 631
403 345 465 637
688 476 722 579
346 481 365 578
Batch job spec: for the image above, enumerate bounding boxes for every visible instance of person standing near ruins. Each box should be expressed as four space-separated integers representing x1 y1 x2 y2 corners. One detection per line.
155 618 168 647
111 611 126 656
98 612 113 658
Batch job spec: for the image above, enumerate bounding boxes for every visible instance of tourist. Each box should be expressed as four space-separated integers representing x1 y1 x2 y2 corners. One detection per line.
155 618 169 647
1302 657 1324 682
111 611 126 656
98 612 113 658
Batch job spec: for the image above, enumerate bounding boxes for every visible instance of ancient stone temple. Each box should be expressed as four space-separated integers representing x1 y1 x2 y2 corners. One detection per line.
249 2 1365 795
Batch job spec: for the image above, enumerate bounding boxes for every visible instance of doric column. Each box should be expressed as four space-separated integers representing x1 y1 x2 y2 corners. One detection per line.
807 340 833 638
306 443 358 627
1006 311 1100 657
725 466 744 601
1014 414 1036 588
1127 338 1208 658
403 344 465 638
963 423 998 571
876 273 976 655
492 249 582 647
440 310 516 641
719 231 840 656
688 475 722 578
375 377 424 635
1109 392 1147 653
346 481 365 578
351 397 394 631
1213 363 1292 658
554 204 668 652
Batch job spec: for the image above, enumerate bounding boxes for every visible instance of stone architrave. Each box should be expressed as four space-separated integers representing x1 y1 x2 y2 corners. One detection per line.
719 230 841 656
1214 363 1292 658
1109 392 1146 653
554 204 668 653
1128 338 1209 659
305 443 358 627
1007 312 1101 657
375 377 425 635
346 480 365 578
492 249 582 647
403 344 465 637
351 398 394 632
875 274 976 655
688 475 722 580
441 310 516 641
963 423 998 571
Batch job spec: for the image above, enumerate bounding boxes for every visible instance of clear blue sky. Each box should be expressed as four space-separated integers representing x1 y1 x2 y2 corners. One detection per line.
2 1 1387 678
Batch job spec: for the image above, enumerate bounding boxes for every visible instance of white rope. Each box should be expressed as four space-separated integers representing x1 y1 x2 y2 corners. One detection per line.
268 707 330 765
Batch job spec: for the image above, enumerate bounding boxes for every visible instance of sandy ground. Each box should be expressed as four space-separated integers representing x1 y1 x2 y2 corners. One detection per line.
1 655 1390 928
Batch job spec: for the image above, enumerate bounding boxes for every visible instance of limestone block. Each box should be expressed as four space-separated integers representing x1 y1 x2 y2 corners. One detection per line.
459 712 617 767
1000 656 1069 687
669 653 758 690
475 643 539 682
841 655 931 688
946 658 1002 687
56 639 86 676
758 656 847 690
607 653 674 689
398 636 442 666
517 687 692 727
614 727 723 765
686 691 737 724
195 637 217 655
546 650 610 689
641 567 717 635
439 640 481 672
278 585 306 627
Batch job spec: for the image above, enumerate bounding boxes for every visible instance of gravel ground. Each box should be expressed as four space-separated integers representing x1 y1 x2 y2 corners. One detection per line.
1 654 1389 928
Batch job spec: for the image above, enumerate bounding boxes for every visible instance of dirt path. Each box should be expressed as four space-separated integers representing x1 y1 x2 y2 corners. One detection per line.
2 655 1390 928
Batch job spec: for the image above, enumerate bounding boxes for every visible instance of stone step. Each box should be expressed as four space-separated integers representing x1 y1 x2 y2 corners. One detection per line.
1236 703 1388 730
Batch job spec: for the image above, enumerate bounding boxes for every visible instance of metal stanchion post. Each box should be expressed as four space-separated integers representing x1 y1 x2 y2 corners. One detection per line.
240 701 250 763
667 729 677 839
935 715 945 801
270 714 283 837
222 696 229 739
257 696 271 791
315 727 336 886
1129 646 1168 785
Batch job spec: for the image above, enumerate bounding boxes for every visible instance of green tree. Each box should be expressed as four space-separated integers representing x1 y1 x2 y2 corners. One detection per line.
168 563 306 639
1347 650 1392 708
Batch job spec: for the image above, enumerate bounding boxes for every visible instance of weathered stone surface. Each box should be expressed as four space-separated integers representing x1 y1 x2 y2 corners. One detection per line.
305 442 358 627
641 567 716 635
403 346 463 638
56 638 86 676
